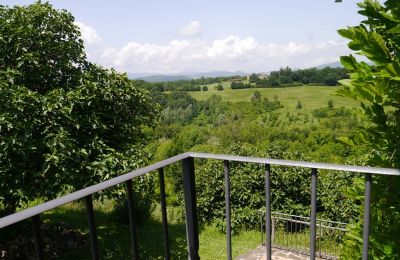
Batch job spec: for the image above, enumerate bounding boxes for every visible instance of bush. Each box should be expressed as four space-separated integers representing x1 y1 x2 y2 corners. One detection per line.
215 84 224 91
231 82 250 89
195 143 313 232
263 97 284 112
112 177 156 225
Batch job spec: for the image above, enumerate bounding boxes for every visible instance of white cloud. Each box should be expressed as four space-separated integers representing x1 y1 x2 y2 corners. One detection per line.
179 21 201 37
207 36 257 58
76 22 350 74
75 21 102 45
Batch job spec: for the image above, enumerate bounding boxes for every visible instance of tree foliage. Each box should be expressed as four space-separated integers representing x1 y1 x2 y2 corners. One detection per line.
0 2 87 93
337 0 400 258
195 143 357 232
256 66 348 87
0 3 160 215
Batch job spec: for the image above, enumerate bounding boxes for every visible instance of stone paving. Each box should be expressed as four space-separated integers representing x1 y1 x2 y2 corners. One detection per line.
236 245 324 260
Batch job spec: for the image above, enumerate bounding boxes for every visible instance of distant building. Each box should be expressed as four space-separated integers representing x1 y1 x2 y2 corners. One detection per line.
229 77 242 83
246 73 268 81
258 73 268 79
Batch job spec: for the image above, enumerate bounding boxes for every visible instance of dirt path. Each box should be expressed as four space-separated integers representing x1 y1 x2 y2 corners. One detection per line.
236 245 324 260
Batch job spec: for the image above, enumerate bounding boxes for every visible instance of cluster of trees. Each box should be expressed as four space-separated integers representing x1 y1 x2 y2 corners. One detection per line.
231 82 251 89
143 76 240 92
250 66 349 87
141 67 348 93
150 89 364 230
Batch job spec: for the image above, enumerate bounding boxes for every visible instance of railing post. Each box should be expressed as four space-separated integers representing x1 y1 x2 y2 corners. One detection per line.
265 164 272 260
310 168 318 260
126 179 139 260
260 210 264 245
272 218 275 245
362 173 372 260
158 168 171 260
224 160 232 260
85 195 99 260
182 157 200 260
32 214 44 260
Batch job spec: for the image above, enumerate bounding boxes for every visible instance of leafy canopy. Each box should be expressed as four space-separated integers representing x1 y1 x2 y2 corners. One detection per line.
337 0 400 258
0 2 160 215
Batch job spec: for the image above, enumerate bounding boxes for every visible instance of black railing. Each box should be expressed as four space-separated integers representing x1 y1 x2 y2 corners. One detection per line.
259 211 347 259
1 152 399 260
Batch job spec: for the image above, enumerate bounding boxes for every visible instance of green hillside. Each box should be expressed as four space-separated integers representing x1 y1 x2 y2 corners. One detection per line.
189 85 358 112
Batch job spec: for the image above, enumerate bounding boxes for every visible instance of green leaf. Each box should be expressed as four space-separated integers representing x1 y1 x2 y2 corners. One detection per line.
340 55 358 70
386 26 400 34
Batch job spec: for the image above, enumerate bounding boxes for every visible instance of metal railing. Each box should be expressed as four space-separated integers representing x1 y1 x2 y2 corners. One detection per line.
1 152 399 260
259 211 347 259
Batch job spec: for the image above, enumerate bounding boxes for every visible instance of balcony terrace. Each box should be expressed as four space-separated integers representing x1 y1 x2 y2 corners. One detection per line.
1 152 399 260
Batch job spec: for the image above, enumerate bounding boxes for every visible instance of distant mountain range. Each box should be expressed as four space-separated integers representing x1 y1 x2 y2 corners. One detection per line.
128 71 247 82
316 61 343 69
128 62 344 82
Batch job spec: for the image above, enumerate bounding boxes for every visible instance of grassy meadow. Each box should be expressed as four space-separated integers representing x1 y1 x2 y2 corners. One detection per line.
189 85 358 112
43 202 261 259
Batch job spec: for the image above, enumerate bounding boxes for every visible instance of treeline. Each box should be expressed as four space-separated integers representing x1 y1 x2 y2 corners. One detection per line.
138 76 238 92
146 88 364 230
251 66 348 87
137 66 349 92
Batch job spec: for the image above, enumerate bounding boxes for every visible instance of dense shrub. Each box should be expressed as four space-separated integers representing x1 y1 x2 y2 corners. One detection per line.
112 179 155 226
231 82 250 89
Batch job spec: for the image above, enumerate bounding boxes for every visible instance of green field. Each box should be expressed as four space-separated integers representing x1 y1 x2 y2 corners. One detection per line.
189 85 358 112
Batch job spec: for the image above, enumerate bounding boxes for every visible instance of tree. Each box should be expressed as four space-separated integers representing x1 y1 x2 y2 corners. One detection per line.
296 100 302 109
0 2 87 94
250 90 262 103
327 99 334 108
0 3 160 216
202 85 208 91
248 73 258 83
215 84 224 91
337 0 400 258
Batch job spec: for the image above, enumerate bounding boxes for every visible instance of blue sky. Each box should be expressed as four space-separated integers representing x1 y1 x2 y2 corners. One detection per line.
3 0 365 74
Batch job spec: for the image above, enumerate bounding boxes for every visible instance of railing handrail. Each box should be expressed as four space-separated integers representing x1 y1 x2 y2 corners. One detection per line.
0 153 190 229
189 152 400 175
1 152 399 229
258 210 348 226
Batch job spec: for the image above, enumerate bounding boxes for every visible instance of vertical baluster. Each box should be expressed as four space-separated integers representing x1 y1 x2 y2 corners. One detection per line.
293 218 299 251
290 218 293 250
126 179 139 260
282 218 284 248
224 160 232 260
272 217 276 246
182 157 200 260
85 195 99 260
326 222 329 257
303 222 306 253
32 215 44 260
158 168 170 260
319 222 322 257
260 211 263 245
265 164 272 260
362 173 372 260
332 224 339 258
310 168 317 260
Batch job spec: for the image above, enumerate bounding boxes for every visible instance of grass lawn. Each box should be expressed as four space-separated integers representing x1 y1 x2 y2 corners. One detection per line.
189 85 358 112
43 201 262 259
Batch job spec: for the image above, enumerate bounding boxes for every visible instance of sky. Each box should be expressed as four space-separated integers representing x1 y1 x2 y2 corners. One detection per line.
3 0 365 74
